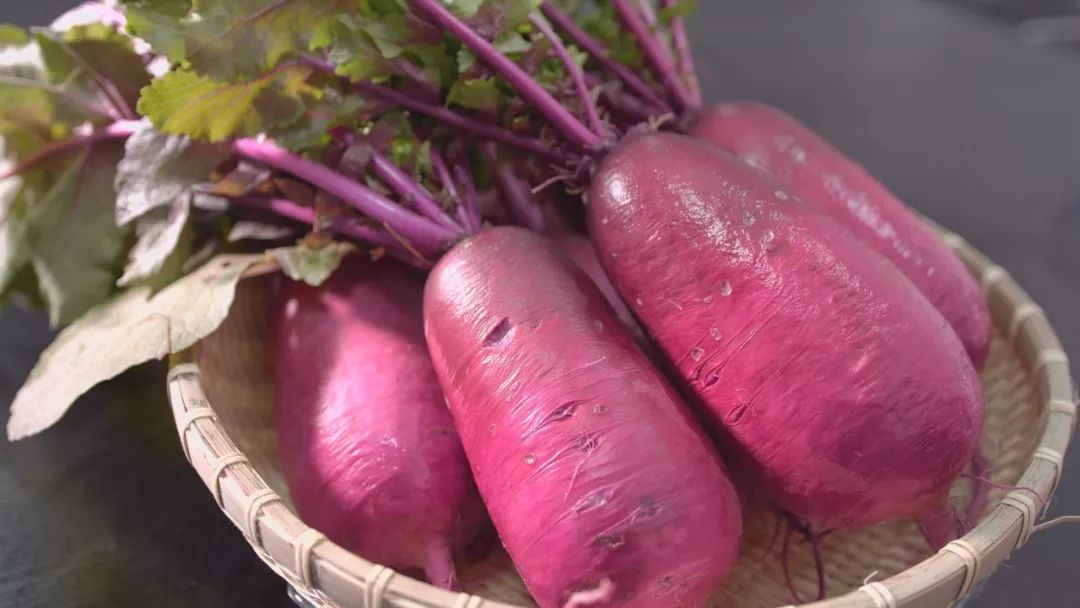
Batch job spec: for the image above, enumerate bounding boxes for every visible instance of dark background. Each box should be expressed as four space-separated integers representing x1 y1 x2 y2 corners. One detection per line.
2 1 1078 607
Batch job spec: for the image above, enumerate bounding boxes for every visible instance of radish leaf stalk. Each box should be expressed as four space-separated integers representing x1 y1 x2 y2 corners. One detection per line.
529 14 605 139
408 0 606 152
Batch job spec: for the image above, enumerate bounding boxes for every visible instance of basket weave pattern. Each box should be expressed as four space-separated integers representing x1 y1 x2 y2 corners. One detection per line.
167 231 1075 608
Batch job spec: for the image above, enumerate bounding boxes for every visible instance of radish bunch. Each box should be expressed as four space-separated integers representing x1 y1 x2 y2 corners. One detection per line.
2 2 993 607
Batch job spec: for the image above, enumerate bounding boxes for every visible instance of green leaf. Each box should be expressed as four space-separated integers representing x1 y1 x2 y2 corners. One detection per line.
580 2 644 69
119 0 192 18
362 14 409 59
410 42 458 89
6 253 263 440
449 0 485 18
271 88 369 151
500 0 543 29
417 140 433 178
123 3 189 62
0 39 62 132
1 128 55 294
127 0 362 80
0 262 43 311
494 31 532 55
26 145 131 327
659 0 697 23
456 45 476 73
114 125 229 224
0 28 116 130
34 25 152 113
447 77 500 113
463 0 540 33
0 173 30 294
0 24 30 47
271 241 353 286
137 67 315 142
117 200 191 287
322 14 400 83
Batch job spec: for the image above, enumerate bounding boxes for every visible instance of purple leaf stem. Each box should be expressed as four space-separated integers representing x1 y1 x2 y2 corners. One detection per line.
611 0 694 112
530 14 605 138
233 137 455 254
408 0 603 152
369 149 463 232
539 2 671 113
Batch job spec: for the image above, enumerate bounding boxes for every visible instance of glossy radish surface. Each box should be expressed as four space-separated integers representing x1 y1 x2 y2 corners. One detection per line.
589 132 985 540
692 102 991 368
272 259 484 589
425 227 742 608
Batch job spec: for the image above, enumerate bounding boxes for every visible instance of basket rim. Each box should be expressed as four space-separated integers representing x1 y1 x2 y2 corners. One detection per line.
165 228 1076 608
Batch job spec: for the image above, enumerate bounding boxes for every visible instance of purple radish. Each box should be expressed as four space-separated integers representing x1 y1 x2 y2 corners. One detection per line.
692 102 991 368
589 132 985 546
272 258 484 588
424 227 742 608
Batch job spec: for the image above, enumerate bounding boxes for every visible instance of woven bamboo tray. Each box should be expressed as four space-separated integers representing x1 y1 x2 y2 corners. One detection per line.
166 229 1075 608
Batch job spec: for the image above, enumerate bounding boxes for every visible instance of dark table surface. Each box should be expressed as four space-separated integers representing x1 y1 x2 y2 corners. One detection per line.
2 1 1078 607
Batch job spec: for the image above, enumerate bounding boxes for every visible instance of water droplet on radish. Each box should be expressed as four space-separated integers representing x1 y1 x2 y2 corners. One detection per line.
791 146 808 164
574 434 600 452
524 453 537 465
691 347 704 361
593 403 608 414
637 498 660 517
774 190 789 201
710 327 723 341
635 297 644 306
601 216 610 225
762 230 776 249
741 152 765 168
719 281 733 296
576 489 613 512
284 299 299 319
703 295 714 304
742 210 756 227
596 534 625 549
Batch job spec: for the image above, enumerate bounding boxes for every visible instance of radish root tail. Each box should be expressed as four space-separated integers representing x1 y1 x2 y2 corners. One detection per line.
780 514 829 603
423 542 460 591
563 578 615 608
963 446 992 529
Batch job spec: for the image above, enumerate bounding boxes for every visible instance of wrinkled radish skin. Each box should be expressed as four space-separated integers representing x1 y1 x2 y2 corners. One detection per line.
692 102 991 368
424 227 742 608
589 133 985 534
272 259 484 589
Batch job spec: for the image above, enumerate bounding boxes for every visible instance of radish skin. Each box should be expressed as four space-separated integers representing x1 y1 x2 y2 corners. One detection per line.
588 133 985 537
424 227 742 608
692 102 991 368
272 259 484 589
552 232 647 346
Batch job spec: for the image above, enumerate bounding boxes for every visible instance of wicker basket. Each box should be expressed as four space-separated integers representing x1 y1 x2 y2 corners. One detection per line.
166 228 1075 608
